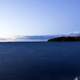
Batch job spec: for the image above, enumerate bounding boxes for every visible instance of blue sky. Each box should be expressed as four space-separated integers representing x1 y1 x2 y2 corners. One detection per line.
0 0 80 37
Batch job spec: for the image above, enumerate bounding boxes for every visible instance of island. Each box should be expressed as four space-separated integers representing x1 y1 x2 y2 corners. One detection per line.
48 36 80 42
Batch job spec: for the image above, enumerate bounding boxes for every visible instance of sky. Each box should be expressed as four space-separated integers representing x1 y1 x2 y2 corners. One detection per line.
0 0 80 38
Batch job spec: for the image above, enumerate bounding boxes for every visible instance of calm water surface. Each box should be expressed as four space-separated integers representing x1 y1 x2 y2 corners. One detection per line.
0 42 80 80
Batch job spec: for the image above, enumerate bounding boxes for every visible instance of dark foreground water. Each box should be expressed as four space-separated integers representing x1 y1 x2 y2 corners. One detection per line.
0 42 80 80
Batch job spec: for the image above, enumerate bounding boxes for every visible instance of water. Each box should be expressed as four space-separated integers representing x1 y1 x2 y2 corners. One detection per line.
0 42 80 80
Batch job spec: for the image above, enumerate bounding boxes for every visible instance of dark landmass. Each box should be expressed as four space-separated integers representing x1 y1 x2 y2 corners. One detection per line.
48 36 80 42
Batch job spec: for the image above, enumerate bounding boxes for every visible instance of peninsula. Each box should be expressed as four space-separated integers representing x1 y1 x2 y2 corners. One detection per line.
48 36 80 42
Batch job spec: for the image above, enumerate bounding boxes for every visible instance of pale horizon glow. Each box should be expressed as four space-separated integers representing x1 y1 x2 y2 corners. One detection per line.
0 0 80 38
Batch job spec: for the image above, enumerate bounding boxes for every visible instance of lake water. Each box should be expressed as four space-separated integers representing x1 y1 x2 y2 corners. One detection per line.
0 42 80 80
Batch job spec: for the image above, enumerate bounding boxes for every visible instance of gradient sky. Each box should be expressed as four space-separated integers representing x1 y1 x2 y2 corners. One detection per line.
0 0 80 38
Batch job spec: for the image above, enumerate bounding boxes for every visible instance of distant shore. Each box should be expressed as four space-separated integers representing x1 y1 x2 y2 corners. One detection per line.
48 36 80 42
